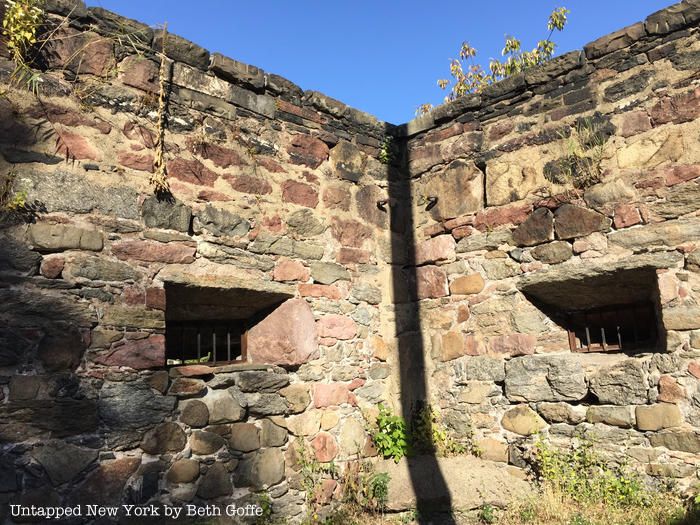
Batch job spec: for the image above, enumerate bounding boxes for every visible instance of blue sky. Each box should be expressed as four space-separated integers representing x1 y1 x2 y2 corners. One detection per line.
85 1 675 124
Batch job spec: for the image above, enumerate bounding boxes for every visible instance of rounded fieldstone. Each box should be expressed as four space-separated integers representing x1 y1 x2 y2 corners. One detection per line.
228 423 260 452
190 431 225 455
167 459 200 484
140 422 187 455
180 400 209 428
196 463 232 499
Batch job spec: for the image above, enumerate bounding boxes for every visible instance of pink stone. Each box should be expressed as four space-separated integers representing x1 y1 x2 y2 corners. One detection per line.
331 218 372 248
452 225 475 240
311 432 338 462
317 315 357 340
415 266 449 300
619 110 651 138
40 255 64 279
281 180 319 208
319 337 337 346
56 130 101 161
95 335 165 369
688 361 700 379
658 375 685 403
488 333 536 357
415 235 456 265
444 215 475 230
273 259 309 282
313 384 351 408
663 164 700 186
423 223 446 237
117 150 154 173
145 287 166 310
197 189 233 202
119 55 158 93
167 158 218 186
298 283 343 300
246 299 319 366
657 271 678 305
337 247 371 264
111 240 195 264
224 174 273 195
474 203 531 231
190 141 245 169
322 186 351 211
287 134 329 169
613 204 641 229
348 378 365 390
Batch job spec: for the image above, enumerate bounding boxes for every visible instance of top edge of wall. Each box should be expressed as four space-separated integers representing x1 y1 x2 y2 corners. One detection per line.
42 0 698 136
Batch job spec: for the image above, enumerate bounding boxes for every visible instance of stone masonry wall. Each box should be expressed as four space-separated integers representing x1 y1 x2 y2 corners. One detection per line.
0 0 698 521
400 0 700 493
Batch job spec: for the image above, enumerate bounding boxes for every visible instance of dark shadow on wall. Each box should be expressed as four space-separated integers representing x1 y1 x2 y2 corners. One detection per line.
386 123 456 524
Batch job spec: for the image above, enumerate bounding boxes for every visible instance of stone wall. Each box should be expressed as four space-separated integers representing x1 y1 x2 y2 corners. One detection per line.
0 0 698 521
400 0 700 491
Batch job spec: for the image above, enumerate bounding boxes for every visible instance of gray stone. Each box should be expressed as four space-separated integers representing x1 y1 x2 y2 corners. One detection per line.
554 204 611 239
649 182 700 219
167 458 200 484
376 455 531 512
0 234 41 274
206 373 238 389
140 422 187 454
287 209 325 237
101 306 165 329
648 431 700 453
196 242 275 271
193 205 250 237
190 431 225 455
235 448 285 488
310 262 351 285
141 196 192 232
63 255 140 282
153 32 209 70
197 463 232 499
236 370 290 393
25 170 140 219
351 282 382 304
531 241 573 264
663 307 700 330
609 219 700 251
244 393 288 416
481 258 520 279
260 419 287 447
179 400 209 428
587 406 635 428
455 356 506 383
248 233 324 260
31 440 98 486
505 355 587 402
229 422 260 452
202 388 246 424
210 53 265 90
589 360 648 405
168 378 207 398
99 381 176 429
537 402 585 424
329 140 365 182
457 230 512 253
512 208 554 247
29 223 103 252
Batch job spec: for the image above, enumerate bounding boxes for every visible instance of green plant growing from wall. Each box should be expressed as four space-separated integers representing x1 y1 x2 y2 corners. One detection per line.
543 112 613 190
418 7 569 115
378 135 394 165
372 403 410 463
2 0 44 92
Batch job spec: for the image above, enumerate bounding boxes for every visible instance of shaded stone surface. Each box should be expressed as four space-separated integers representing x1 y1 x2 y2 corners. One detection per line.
513 208 554 246
197 463 233 499
554 204 610 239
99 381 176 430
235 448 285 488
140 422 187 454
229 422 260 452
202 388 246 424
31 440 98 486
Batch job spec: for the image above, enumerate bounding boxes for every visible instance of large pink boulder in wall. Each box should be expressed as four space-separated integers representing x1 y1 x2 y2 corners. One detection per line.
247 299 318 366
